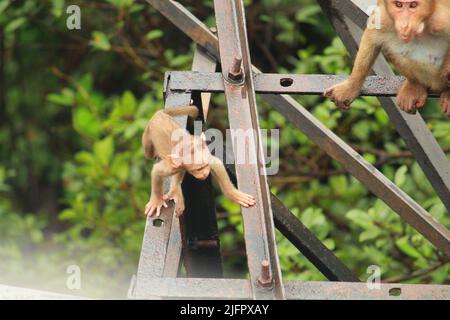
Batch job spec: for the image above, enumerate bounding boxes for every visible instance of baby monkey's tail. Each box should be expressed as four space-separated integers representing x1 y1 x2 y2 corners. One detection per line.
163 105 199 119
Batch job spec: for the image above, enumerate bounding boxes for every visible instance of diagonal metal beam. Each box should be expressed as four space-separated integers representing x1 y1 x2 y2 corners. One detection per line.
320 0 450 213
213 0 285 299
145 0 450 258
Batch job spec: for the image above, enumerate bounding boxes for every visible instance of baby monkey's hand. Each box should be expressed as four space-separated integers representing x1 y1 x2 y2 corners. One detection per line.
144 197 168 217
227 189 256 208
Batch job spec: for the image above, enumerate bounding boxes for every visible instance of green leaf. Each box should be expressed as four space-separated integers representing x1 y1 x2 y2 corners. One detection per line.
346 209 372 229
0 1 10 15
395 237 423 259
121 91 136 114
51 0 65 17
394 165 408 187
59 209 77 221
5 17 26 33
94 137 114 167
359 228 381 242
73 108 102 139
91 31 111 51
47 89 74 106
106 0 134 8
145 30 163 41
111 155 129 181
352 121 371 140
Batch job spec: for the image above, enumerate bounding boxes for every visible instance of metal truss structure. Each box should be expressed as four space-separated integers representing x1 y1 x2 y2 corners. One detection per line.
128 0 450 300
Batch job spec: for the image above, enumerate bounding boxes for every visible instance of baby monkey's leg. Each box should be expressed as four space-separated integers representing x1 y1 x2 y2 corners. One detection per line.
396 80 428 114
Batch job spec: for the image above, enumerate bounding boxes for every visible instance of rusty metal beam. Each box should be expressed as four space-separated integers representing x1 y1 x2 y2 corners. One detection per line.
146 0 450 259
132 278 450 300
213 0 285 299
168 71 440 97
146 0 219 58
320 0 450 213
135 202 176 285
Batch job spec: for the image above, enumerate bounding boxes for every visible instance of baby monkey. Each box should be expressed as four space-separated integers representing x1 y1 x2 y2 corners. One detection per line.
142 105 256 217
324 0 450 116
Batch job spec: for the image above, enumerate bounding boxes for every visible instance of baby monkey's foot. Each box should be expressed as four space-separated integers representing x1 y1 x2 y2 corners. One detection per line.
440 91 450 117
397 80 428 114
163 189 185 217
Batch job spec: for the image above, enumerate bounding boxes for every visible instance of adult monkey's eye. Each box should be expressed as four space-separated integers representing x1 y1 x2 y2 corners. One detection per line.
410 1 418 8
395 1 403 8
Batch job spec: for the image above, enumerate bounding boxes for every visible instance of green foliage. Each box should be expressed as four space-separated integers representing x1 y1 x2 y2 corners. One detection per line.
0 0 449 298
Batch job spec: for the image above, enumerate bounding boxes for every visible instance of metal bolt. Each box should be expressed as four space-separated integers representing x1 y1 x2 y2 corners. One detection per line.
227 56 243 82
257 260 273 288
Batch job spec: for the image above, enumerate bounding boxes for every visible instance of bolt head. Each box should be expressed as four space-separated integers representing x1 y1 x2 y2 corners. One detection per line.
228 69 243 82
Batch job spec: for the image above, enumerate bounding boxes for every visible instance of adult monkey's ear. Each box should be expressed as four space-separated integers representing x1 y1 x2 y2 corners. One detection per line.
168 154 183 169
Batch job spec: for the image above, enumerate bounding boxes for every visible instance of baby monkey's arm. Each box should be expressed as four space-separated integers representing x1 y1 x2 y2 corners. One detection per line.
209 156 256 208
145 161 175 217
163 171 186 217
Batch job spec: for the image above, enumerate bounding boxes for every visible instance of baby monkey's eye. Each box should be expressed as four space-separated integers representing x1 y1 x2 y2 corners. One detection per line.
410 1 418 8
395 1 403 8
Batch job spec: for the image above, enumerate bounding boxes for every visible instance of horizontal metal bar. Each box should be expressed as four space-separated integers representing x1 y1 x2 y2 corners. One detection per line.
131 278 450 300
0 285 86 300
168 71 446 96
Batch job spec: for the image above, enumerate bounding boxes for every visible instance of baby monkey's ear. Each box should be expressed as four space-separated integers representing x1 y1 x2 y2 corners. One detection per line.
168 154 183 169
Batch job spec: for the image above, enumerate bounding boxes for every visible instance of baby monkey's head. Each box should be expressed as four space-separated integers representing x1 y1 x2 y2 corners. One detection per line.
169 132 212 180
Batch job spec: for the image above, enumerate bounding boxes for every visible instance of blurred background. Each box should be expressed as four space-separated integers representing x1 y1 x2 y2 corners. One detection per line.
0 0 448 298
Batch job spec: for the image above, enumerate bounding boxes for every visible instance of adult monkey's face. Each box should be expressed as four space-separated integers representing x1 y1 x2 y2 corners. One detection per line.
384 0 435 42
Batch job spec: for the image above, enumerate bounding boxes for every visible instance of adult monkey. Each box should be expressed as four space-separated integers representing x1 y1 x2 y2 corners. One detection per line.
324 0 450 116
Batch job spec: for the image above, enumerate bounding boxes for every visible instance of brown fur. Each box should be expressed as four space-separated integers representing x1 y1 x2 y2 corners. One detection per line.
142 106 256 218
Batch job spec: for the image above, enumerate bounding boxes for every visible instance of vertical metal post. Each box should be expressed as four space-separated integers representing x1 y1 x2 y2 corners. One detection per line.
214 0 285 299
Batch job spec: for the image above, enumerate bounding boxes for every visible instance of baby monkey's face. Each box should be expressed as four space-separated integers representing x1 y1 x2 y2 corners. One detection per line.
186 136 211 180
187 163 211 180
176 135 212 180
